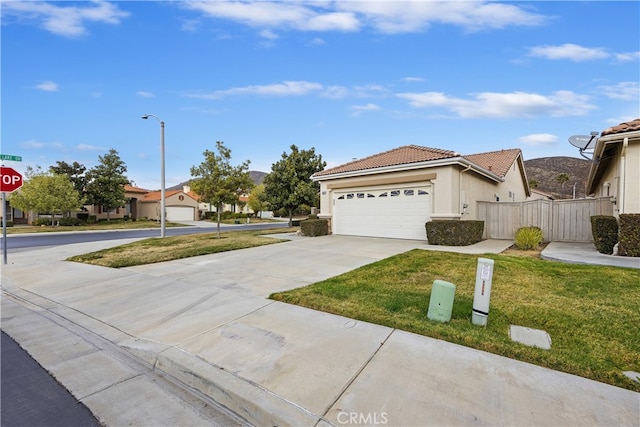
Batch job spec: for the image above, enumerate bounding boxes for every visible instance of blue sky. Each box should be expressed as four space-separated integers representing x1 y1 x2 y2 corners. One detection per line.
2 1 639 190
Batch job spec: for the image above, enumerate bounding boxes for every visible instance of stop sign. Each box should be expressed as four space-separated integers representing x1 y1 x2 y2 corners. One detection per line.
0 167 23 192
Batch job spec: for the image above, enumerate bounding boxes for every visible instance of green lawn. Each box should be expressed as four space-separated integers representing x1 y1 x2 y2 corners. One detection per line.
67 229 292 268
271 250 640 391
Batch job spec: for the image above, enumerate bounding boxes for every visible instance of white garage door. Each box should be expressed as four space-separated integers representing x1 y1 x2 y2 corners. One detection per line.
333 185 431 240
166 207 195 221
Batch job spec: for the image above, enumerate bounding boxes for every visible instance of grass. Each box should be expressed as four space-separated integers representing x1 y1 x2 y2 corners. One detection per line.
67 229 291 268
270 250 640 391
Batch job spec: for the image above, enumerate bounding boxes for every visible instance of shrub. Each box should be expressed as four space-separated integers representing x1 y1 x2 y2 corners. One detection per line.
87 215 97 224
77 212 89 221
618 214 640 257
58 217 83 226
514 226 544 250
590 215 618 255
34 217 53 226
300 218 328 237
425 220 484 246
4 221 14 227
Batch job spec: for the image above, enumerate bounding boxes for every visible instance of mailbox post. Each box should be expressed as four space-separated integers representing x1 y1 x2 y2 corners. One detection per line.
472 258 494 326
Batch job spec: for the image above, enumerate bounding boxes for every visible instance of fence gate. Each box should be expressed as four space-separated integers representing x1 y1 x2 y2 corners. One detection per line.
477 197 614 242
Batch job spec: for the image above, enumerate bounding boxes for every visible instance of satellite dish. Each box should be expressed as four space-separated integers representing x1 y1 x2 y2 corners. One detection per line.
568 134 597 150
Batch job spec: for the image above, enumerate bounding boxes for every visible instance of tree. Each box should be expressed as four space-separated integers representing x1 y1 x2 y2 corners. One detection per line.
528 179 539 189
50 161 87 216
85 149 129 221
556 173 570 198
263 144 326 227
8 170 83 225
190 141 253 238
247 184 267 218
50 161 87 196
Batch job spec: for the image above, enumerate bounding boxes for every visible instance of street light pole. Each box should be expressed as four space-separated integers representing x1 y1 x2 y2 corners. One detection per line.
141 114 166 238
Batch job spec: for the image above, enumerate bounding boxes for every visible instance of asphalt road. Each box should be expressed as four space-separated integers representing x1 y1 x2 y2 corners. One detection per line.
1 222 290 249
1 331 101 427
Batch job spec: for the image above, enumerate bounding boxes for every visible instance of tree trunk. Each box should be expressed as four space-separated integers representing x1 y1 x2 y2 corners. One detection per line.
288 208 293 227
216 206 222 238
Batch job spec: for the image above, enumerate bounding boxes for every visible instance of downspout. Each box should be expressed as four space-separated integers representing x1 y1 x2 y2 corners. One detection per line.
619 137 628 214
459 164 472 215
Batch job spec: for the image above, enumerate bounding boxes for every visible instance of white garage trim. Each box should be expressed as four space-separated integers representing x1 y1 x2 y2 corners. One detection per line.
333 183 431 240
166 206 195 221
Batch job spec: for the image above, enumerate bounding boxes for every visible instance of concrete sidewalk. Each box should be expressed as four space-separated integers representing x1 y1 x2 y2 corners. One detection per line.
1 236 638 426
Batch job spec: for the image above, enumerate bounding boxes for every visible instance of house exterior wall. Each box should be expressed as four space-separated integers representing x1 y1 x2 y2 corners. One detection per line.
588 132 640 215
317 164 522 225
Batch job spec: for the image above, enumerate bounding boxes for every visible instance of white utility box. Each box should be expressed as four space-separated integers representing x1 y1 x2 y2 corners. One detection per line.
472 258 494 326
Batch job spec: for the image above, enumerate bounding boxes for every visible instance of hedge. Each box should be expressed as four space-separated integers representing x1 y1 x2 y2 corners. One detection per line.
425 220 484 246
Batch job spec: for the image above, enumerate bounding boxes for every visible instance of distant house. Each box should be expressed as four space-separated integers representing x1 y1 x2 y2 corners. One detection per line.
586 118 640 215
529 188 555 201
311 145 530 240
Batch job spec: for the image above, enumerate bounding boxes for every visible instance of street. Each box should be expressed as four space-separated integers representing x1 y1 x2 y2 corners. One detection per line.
1 331 101 427
1 221 290 250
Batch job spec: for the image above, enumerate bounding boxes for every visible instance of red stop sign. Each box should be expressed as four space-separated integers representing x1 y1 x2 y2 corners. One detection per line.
0 167 23 192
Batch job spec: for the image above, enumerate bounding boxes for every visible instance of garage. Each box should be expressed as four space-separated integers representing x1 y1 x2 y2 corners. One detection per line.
333 185 431 240
166 206 195 221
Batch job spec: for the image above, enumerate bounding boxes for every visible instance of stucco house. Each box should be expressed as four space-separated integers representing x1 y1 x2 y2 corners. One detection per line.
586 118 640 215
312 145 530 240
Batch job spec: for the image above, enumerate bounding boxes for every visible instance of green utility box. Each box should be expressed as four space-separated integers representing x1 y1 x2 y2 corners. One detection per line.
427 279 456 323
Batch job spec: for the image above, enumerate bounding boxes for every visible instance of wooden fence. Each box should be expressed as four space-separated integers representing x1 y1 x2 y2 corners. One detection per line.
477 197 614 242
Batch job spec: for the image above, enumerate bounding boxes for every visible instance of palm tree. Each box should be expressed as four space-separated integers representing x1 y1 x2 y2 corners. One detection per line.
556 173 570 198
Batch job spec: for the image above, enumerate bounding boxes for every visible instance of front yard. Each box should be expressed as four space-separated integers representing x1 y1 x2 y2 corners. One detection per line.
271 250 640 392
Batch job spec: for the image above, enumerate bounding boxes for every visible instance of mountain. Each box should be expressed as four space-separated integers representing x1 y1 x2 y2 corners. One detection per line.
524 157 592 199
167 170 268 191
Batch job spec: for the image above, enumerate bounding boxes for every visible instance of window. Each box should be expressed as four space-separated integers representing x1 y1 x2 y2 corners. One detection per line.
390 190 400 197
357 193 365 198
337 195 345 200
418 190 429 196
379 192 388 197
346 193 354 199
367 193 375 198
404 189 414 196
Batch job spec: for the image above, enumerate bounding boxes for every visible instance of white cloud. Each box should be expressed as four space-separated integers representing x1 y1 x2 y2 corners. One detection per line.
20 139 65 150
350 103 382 117
307 37 327 46
528 43 609 62
180 1 544 34
2 1 129 37
402 77 424 83
597 82 640 101
259 28 278 40
34 81 59 92
20 140 45 149
615 51 640 62
76 144 104 151
518 134 558 146
397 90 596 118
136 91 155 98
187 80 323 99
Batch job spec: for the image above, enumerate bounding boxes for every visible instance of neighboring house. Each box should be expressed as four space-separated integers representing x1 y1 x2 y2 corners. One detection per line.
312 145 530 240
137 186 200 221
529 188 556 201
586 118 640 215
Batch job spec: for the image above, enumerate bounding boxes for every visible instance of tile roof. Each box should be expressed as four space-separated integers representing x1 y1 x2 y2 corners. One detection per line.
313 145 459 177
601 118 640 136
463 148 522 179
313 145 523 180
124 184 150 193
142 189 200 202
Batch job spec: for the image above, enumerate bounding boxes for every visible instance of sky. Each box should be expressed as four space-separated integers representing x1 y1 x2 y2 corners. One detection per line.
2 1 639 190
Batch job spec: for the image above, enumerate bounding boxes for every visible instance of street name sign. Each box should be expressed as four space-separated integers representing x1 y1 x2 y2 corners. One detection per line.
0 154 22 162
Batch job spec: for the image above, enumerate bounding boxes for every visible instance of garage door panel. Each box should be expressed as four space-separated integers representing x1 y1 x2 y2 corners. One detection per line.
166 207 195 221
334 186 431 240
